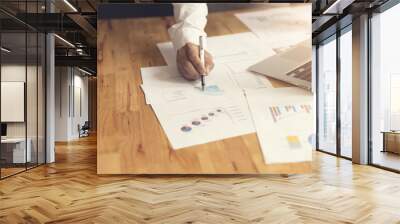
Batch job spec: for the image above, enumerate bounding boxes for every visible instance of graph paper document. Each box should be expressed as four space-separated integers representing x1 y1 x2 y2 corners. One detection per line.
245 87 314 164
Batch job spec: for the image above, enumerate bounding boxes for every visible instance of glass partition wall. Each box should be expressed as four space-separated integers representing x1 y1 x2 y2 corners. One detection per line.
317 35 337 155
0 3 46 179
315 0 400 171
370 3 400 172
0 30 27 177
316 26 353 159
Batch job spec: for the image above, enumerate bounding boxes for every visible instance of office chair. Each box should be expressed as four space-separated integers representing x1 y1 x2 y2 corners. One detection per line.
79 121 90 138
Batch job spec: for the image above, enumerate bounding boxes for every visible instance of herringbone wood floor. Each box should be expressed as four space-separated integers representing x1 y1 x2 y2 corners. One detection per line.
1 135 400 224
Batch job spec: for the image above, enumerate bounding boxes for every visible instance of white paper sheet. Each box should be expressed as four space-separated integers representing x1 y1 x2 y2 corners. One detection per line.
140 65 255 149
156 32 274 90
141 65 243 104
235 5 311 50
225 60 272 89
245 87 314 164
151 94 255 149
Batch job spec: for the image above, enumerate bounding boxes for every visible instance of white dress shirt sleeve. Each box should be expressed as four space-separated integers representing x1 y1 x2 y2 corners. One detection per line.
168 3 208 50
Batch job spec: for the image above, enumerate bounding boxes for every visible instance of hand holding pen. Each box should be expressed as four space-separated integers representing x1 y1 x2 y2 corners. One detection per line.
176 40 214 82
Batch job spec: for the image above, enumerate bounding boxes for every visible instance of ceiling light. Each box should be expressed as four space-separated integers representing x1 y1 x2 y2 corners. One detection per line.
63 0 78 12
322 0 355 15
1 47 11 53
76 49 85 55
54 34 75 48
77 67 94 76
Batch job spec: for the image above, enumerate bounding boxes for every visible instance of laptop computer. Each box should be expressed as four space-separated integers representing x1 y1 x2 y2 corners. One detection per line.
248 39 312 90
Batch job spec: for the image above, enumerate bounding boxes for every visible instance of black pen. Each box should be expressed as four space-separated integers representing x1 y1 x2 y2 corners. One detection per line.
199 36 206 91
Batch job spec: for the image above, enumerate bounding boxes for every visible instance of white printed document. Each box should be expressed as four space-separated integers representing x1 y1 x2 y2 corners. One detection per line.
151 94 255 149
245 87 314 164
235 5 311 50
140 64 255 149
141 65 242 105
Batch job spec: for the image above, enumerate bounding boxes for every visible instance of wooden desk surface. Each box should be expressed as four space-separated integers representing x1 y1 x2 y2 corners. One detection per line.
97 8 312 174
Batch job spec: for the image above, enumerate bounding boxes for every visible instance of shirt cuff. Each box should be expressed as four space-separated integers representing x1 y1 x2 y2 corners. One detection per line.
168 25 207 50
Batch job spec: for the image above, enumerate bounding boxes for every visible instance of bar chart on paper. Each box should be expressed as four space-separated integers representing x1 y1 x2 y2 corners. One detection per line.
267 103 313 151
268 104 312 123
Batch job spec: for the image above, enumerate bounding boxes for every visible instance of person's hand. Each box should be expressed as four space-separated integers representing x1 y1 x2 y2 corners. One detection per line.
177 43 214 81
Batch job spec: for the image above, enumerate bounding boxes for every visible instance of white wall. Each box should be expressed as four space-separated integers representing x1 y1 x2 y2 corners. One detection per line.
55 67 70 141
1 64 26 81
72 74 89 138
54 67 89 141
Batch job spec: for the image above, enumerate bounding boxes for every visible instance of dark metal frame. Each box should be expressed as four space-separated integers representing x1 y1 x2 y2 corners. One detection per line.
367 10 373 166
315 44 320 151
336 20 341 159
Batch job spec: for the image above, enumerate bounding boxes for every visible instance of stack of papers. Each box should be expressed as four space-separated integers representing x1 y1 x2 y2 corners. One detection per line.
140 9 314 164
142 33 273 150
